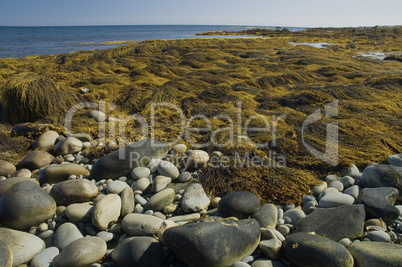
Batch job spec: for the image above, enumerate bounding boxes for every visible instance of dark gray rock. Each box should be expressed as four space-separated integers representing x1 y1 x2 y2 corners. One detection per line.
218 191 260 219
0 177 39 197
111 236 162 267
357 187 400 222
387 153 402 167
362 164 402 200
50 179 99 205
251 203 278 229
0 180 56 230
283 233 354 267
163 219 260 267
348 242 402 267
89 139 169 180
38 163 89 184
18 151 54 170
296 204 365 241
0 160 16 177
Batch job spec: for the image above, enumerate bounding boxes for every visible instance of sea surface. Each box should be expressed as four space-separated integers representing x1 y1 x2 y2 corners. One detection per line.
0 25 305 59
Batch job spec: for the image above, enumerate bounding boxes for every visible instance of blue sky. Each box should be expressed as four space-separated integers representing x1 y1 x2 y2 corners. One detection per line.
0 0 400 27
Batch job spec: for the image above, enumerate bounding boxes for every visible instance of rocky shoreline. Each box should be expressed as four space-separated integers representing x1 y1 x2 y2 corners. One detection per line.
1 125 402 267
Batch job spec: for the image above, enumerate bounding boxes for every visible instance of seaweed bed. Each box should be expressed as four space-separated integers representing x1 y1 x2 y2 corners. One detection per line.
0 26 401 204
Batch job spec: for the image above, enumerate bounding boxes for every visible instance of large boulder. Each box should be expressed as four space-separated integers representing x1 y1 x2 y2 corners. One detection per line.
163 219 260 267
0 177 39 197
283 233 354 267
296 204 365 241
0 180 56 230
89 139 169 180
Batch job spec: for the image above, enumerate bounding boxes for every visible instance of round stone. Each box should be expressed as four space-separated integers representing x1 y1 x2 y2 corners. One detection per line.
367 231 391 242
251 203 278 229
312 181 327 196
65 202 93 223
30 247 60 267
343 185 360 199
53 137 82 156
156 161 179 179
329 181 344 192
0 180 56 230
54 222 84 251
52 236 107 267
283 208 305 226
50 179 99 205
96 231 114 242
0 160 16 177
218 191 260 219
178 171 192 182
172 144 187 154
13 168 31 177
92 194 121 230
182 150 210 170
122 213 164 236
106 180 128 194
131 167 151 180
131 177 150 192
340 176 355 189
18 151 54 170
144 188 175 212
152 175 172 192
33 130 59 149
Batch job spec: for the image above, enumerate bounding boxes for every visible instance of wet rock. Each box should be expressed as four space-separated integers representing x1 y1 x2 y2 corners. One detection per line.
50 179 99 205
296 204 365 241
0 227 45 266
163 219 260 267
357 187 400 222
111 236 162 267
0 180 56 230
283 233 354 267
218 191 260 219
38 163 89 184
89 139 169 180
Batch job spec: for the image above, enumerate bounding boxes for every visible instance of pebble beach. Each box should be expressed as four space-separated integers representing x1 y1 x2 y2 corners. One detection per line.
0 125 402 266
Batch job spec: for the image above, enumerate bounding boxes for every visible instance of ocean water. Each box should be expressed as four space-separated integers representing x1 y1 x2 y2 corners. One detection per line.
0 25 305 59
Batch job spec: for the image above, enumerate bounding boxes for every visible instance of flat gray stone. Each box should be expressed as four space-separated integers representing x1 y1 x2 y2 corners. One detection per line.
283 233 354 267
251 203 278 229
0 228 45 266
163 219 260 267
106 180 128 194
131 167 151 180
38 163 89 184
18 151 54 170
50 179 99 205
30 247 60 267
111 236 162 267
296 204 365 241
52 236 106 267
122 213 164 236
54 222 84 251
0 180 56 230
349 241 402 266
218 191 260 219
181 183 211 212
89 139 169 180
319 193 355 208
